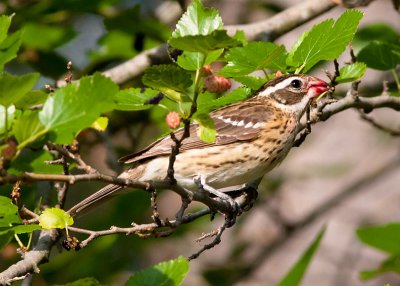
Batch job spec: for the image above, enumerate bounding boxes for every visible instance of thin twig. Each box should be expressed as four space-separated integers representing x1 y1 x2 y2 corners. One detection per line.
55 154 70 209
150 188 162 226
46 142 96 174
358 110 400 136
0 172 150 190
68 208 211 248
293 107 312 147
188 222 228 260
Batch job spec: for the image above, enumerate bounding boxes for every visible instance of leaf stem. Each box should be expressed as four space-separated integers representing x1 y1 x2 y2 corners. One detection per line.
13 233 24 249
26 232 33 250
295 64 305 74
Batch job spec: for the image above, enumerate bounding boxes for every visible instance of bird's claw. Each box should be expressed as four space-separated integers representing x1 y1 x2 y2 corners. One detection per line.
194 175 242 227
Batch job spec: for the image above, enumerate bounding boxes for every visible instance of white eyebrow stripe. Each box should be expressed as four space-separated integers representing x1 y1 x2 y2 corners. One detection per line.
244 122 253 128
258 76 302 97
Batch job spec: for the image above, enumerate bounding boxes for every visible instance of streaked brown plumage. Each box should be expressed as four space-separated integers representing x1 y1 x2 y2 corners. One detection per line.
68 74 328 215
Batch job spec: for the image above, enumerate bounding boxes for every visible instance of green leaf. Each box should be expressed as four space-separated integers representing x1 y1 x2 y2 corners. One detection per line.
54 277 104 286
125 256 189 286
233 76 266 90
114 88 161 111
0 15 11 44
0 196 21 227
12 110 46 148
13 90 48 109
219 42 287 77
287 10 363 72
205 49 224 65
0 30 23 70
0 224 41 236
169 30 241 53
357 223 400 255
193 113 216 143
142 65 192 102
172 0 222 37
91 117 108 132
0 72 40 107
357 41 400 70
177 51 205 71
336 62 367 83
22 23 76 51
39 208 73 230
11 224 41 234
177 49 223 71
39 73 119 144
277 226 326 286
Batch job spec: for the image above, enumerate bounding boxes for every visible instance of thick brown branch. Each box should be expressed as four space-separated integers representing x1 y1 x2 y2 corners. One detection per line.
0 230 59 286
226 0 335 41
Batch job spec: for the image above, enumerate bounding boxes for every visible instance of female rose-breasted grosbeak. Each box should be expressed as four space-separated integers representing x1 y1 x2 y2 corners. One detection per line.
68 74 328 215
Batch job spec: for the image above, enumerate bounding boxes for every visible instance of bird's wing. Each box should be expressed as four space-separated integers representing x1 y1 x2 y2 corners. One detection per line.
119 100 272 164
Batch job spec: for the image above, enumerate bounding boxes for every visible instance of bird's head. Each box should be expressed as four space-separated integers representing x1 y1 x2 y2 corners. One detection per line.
255 74 329 115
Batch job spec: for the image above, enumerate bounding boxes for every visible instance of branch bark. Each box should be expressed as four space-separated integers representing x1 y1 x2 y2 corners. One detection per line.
0 230 59 286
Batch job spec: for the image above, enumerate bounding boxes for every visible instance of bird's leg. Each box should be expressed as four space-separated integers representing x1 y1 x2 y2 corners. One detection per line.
240 180 260 211
194 175 241 227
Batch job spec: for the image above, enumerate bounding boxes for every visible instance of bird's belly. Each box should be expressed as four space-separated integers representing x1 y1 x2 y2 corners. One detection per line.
138 132 295 191
174 140 292 190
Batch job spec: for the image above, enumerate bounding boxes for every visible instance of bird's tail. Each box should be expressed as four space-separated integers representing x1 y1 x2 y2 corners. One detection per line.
67 184 124 216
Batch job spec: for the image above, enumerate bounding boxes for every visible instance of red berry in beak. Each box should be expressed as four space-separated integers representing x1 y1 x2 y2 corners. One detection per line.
307 80 329 98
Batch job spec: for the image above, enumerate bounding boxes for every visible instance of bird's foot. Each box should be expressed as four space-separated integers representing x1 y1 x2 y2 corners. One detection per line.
241 185 259 211
194 176 241 227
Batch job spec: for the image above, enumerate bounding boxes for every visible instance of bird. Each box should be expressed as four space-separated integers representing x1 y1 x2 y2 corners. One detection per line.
67 74 329 216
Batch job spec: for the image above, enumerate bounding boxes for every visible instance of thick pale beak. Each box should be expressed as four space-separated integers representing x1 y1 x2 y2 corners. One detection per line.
307 80 329 98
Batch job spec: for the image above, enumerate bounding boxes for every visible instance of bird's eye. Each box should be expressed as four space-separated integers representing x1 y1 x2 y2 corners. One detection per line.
290 79 302 88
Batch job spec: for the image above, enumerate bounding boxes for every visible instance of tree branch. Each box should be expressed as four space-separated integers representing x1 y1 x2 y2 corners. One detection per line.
298 91 400 132
358 110 400 136
225 0 336 41
0 230 59 286
68 208 211 249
